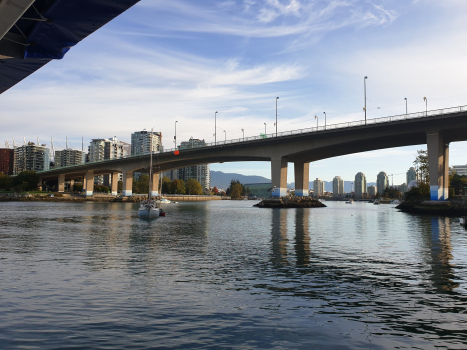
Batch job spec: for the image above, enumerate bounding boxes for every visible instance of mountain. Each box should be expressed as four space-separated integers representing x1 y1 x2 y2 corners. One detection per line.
210 171 270 190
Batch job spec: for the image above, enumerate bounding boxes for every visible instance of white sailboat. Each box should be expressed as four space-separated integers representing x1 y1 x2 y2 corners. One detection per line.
138 128 160 219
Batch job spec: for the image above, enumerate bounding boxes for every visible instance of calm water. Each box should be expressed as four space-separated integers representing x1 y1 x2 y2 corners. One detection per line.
1 200 467 349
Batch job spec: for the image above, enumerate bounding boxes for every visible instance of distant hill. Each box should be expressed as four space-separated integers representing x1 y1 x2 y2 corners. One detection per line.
210 171 270 190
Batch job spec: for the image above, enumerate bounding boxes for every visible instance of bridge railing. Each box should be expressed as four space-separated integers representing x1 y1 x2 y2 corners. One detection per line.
42 104 467 172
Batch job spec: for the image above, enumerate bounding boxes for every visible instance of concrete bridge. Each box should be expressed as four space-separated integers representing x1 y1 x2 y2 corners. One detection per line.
38 105 467 201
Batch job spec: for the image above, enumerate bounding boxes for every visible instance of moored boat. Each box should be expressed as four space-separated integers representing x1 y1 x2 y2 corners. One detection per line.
461 217 466 226
138 200 160 219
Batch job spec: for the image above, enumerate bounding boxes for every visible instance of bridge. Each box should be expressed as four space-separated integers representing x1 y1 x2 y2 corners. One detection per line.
38 105 467 201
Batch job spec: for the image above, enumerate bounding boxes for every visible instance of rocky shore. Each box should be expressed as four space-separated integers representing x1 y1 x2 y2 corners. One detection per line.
254 196 326 208
396 199 467 216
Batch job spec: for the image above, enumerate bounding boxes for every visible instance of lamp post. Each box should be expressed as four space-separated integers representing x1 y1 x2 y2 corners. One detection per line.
323 112 326 129
404 98 407 115
264 123 266 134
275 97 279 137
241 128 244 141
215 111 218 145
174 121 178 148
364 76 368 124
314 115 318 129
423 97 427 116
224 130 226 142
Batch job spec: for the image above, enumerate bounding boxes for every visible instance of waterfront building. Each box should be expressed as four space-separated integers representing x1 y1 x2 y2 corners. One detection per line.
54 149 86 168
13 142 50 174
244 183 272 199
177 138 210 192
367 185 377 197
452 164 467 176
89 137 129 185
0 148 14 175
332 176 344 196
131 130 162 155
406 167 417 184
376 171 388 195
313 178 325 197
354 172 367 198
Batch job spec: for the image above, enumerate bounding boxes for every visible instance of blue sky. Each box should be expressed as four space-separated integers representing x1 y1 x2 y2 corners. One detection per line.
2 0 467 185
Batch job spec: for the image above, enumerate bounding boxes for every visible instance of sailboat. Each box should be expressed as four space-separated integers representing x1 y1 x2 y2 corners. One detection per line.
138 128 160 219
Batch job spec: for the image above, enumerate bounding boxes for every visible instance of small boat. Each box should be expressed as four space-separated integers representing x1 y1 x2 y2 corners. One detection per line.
345 199 354 204
374 200 380 205
138 200 160 219
156 198 171 204
460 217 466 226
391 199 401 204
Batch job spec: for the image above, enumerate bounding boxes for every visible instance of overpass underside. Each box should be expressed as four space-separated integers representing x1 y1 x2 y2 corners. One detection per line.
38 110 467 200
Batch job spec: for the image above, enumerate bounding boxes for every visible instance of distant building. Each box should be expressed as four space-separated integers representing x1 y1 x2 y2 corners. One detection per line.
131 130 162 155
177 138 210 192
376 171 388 195
13 142 50 174
399 183 408 193
406 167 417 184
54 149 86 168
244 183 271 199
452 164 467 176
313 178 325 197
332 176 344 196
354 172 367 198
367 185 377 197
89 137 129 185
0 148 14 175
162 169 178 181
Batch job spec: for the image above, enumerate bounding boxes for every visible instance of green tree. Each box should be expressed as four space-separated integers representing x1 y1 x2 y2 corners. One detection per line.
405 182 430 201
227 179 245 199
414 150 429 185
13 171 40 191
383 187 402 199
186 178 203 195
170 179 186 194
136 174 150 194
450 173 467 195
0 172 12 190
161 176 172 194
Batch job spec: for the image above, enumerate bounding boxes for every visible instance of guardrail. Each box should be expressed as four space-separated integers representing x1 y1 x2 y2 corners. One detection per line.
42 104 467 173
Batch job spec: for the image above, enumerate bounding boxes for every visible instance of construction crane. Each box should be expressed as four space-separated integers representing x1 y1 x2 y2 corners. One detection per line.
389 173 405 187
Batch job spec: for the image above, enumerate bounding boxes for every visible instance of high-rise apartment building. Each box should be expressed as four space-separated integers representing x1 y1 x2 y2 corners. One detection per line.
332 176 344 196
406 167 417 184
131 130 162 155
354 172 367 198
313 178 325 197
367 185 377 197
89 137 129 185
177 138 210 192
13 142 50 174
376 171 388 195
54 149 86 168
0 148 14 175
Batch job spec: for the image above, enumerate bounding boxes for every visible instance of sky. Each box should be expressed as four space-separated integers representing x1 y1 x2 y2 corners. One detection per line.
2 0 467 185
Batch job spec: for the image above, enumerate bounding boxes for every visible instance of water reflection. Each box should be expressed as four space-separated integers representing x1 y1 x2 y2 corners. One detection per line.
294 209 311 266
270 209 289 266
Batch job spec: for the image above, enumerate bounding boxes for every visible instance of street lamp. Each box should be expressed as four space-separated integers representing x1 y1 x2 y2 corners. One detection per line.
241 128 244 141
275 97 279 137
224 130 226 141
215 111 218 145
264 123 266 134
314 115 318 129
174 121 178 148
423 97 427 116
323 112 326 129
364 76 368 124
404 98 407 115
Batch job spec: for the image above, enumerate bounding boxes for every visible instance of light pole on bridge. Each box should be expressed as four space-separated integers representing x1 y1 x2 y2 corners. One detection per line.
174 121 178 149
275 97 279 137
264 123 266 135
323 112 326 129
215 111 218 145
364 76 368 124
314 115 318 129
423 97 427 116
224 130 226 142
404 98 408 115
241 128 244 141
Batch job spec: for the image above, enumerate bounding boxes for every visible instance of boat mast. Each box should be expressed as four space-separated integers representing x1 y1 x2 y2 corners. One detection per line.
148 127 154 200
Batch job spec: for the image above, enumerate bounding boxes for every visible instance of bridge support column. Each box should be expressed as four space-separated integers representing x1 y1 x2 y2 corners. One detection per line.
58 174 65 193
85 170 94 197
122 169 133 196
150 172 159 197
37 178 43 191
69 179 74 192
271 157 288 197
294 162 309 197
427 133 449 201
111 172 119 196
